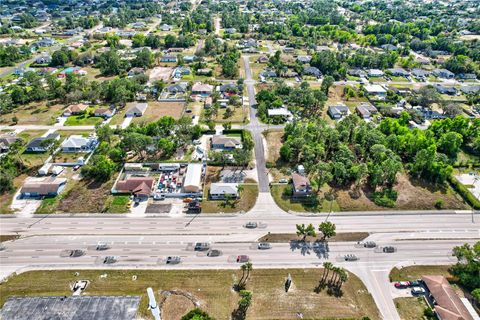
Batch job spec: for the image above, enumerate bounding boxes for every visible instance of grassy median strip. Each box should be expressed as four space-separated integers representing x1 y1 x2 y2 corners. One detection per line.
0 269 380 320
258 232 369 243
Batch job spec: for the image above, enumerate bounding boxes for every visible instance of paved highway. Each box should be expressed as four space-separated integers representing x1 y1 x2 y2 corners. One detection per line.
1 232 475 320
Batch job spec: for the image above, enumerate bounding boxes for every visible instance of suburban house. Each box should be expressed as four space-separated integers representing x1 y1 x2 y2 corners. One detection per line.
460 85 480 95
211 135 242 150
225 27 237 34
63 103 88 116
356 104 378 119
433 84 457 95
115 176 155 199
35 54 51 64
268 108 293 121
196 68 212 76
0 135 19 153
36 37 55 47
168 48 183 54
61 135 97 153
387 68 410 77
257 55 269 63
304 66 322 78
218 83 238 97
364 84 387 99
93 108 114 119
292 173 312 198
127 67 145 77
422 275 476 320
165 83 188 94
184 55 197 63
191 82 214 96
328 104 349 120
210 183 239 200
160 24 172 31
348 69 367 78
125 102 148 117
457 73 477 80
160 55 177 63
20 177 67 197
283 47 295 54
25 133 60 152
296 55 312 64
433 68 455 79
412 68 430 80
368 69 384 77
381 44 397 51
183 163 203 193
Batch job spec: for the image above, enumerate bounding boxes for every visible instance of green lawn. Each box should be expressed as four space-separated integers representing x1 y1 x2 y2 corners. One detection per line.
394 297 430 320
270 184 340 213
389 265 452 282
64 115 103 126
105 195 131 213
201 184 258 213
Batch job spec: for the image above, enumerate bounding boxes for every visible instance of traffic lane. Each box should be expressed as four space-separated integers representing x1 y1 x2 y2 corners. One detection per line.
1 214 478 236
1 239 467 268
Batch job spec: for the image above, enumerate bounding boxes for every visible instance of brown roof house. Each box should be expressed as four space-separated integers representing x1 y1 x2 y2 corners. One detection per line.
191 82 214 96
94 108 114 119
63 103 88 116
0 135 20 153
115 176 155 199
422 275 475 320
211 135 242 150
292 173 312 198
20 177 67 197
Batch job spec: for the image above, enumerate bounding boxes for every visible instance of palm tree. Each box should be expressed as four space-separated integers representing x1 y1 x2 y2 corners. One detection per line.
337 269 348 290
243 262 253 286
319 221 337 241
322 262 333 282
329 266 339 285
296 223 317 241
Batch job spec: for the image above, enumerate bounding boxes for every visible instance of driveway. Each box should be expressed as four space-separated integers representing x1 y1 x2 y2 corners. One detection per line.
120 116 133 129
10 191 41 217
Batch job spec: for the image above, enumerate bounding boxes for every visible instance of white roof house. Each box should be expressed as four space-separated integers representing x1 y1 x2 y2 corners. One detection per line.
364 84 387 96
210 183 239 199
61 135 97 152
183 163 203 193
125 102 148 117
268 108 293 119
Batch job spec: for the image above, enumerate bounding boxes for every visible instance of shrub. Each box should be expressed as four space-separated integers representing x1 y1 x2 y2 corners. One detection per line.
434 199 444 209
448 175 480 209
372 188 397 207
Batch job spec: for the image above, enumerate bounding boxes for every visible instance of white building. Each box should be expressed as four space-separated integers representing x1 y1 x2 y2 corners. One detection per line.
210 183 239 200
183 163 203 193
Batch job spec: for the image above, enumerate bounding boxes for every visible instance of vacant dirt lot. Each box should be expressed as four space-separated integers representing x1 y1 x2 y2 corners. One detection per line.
132 101 185 124
0 102 64 125
335 174 469 211
263 129 284 164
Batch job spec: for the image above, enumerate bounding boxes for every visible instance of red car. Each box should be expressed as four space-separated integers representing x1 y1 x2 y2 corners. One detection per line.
236 255 250 263
394 281 411 289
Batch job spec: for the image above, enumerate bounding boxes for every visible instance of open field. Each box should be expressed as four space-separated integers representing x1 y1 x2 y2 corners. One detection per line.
201 184 259 213
0 269 380 320
104 195 131 213
0 102 64 125
132 101 185 124
394 297 430 320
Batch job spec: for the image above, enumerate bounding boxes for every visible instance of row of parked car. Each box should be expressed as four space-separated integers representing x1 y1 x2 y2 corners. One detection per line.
394 279 426 295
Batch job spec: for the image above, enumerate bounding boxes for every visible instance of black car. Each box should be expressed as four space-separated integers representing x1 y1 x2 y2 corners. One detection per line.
383 246 396 253
194 242 210 251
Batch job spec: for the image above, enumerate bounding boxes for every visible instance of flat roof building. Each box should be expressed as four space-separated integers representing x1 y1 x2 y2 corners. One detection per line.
183 163 203 193
0 296 140 320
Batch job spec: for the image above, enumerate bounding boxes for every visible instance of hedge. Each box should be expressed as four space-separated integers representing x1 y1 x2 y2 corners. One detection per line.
448 175 480 209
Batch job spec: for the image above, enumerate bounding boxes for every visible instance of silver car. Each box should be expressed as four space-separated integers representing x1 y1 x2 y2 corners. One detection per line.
257 242 271 250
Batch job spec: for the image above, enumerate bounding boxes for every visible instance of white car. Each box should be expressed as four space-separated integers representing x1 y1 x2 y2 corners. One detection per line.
411 287 426 295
